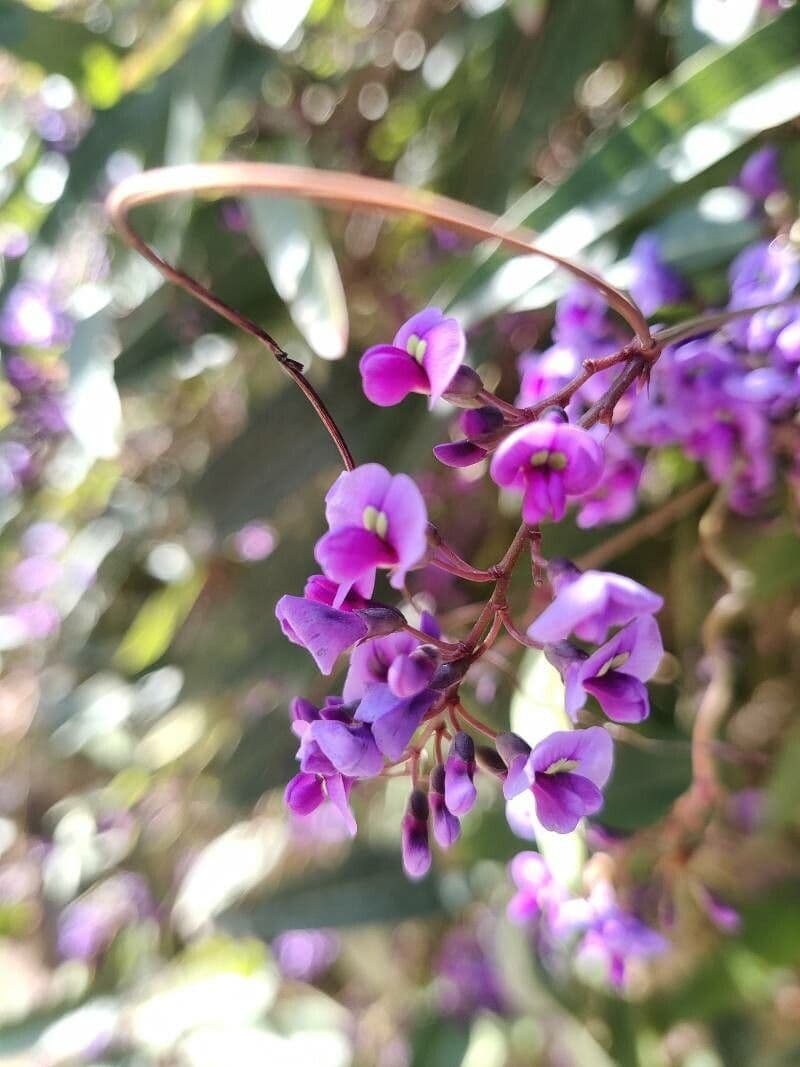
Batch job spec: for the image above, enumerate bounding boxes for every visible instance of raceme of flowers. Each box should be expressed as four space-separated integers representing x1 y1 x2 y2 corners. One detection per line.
273 146 799 989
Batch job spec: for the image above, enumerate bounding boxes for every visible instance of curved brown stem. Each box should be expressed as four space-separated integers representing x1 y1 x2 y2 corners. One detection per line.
106 162 654 348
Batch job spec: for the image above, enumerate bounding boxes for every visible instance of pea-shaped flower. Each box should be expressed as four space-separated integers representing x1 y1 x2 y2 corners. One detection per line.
360 308 466 407
504 726 613 834
315 463 428 607
490 419 604 524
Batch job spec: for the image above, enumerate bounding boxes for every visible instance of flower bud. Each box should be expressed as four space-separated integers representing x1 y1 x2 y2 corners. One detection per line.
388 645 439 697
430 657 471 690
355 603 406 637
495 732 532 766
460 405 506 440
429 765 461 849
444 732 477 816
441 364 483 406
285 772 325 816
433 440 488 468
475 745 507 777
402 789 432 879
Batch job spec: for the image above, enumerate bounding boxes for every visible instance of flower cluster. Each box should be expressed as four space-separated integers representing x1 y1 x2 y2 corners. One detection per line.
276 303 670 879
272 144 798 992
508 852 666 990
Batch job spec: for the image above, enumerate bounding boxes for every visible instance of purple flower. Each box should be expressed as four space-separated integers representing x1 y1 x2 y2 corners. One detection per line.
429 764 461 849
444 732 477 816
436 929 506 1018
387 644 439 697
490 418 604 524
4 355 50 394
628 235 687 315
507 851 567 925
728 240 799 310
565 881 667 988
232 521 276 561
504 726 614 834
561 616 664 724
354 683 437 760
517 346 580 408
57 873 154 962
276 596 369 675
576 436 643 529
737 145 783 202
360 308 466 407
402 789 431 879
306 718 384 778
528 562 663 646
0 282 72 349
314 464 428 606
273 929 340 981
343 629 420 701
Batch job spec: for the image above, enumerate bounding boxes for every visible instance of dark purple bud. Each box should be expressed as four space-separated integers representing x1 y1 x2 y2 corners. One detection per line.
444 732 477 816
429 765 461 849
541 405 569 423
285 772 325 816
355 603 406 637
388 645 439 698
495 732 532 767
475 745 507 777
430 657 472 690
441 364 483 404
460 405 506 440
433 440 487 468
402 789 431 879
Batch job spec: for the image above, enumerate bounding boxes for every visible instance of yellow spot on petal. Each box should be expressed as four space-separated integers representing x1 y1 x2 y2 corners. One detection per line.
545 758 579 775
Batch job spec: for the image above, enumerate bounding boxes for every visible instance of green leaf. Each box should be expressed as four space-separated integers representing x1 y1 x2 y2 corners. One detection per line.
448 8 800 323
246 146 348 361
113 571 206 674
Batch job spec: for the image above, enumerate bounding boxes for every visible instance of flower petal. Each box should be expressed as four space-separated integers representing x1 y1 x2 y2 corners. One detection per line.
360 345 428 406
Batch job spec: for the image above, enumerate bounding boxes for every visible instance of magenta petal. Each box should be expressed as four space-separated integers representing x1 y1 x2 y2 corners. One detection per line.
324 464 393 531
433 440 487 468
394 307 446 350
381 474 428 578
275 595 368 674
360 346 428 406
559 431 604 494
314 526 395 606
421 317 466 404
